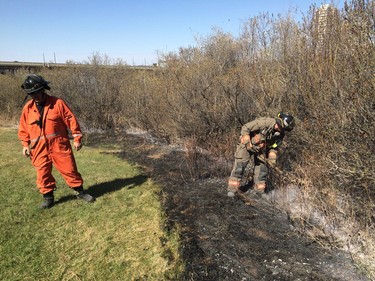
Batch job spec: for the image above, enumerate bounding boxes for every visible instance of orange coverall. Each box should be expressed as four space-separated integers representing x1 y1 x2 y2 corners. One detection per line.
18 95 83 194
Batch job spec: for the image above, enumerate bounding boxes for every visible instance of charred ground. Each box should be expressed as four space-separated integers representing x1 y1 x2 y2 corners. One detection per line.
86 132 369 281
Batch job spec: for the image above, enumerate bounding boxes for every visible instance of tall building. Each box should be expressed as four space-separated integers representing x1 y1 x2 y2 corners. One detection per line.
314 4 339 50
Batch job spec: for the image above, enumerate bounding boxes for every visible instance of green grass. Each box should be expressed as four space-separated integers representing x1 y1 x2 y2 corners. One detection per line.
0 127 183 281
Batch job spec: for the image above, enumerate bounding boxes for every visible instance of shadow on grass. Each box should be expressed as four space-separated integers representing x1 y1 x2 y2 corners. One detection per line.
55 174 148 205
88 175 148 197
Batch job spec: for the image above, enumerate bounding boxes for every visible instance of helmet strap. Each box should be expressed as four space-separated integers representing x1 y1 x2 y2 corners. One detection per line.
276 118 284 129
20 94 29 108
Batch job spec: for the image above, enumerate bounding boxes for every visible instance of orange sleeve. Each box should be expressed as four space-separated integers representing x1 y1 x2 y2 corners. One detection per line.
18 107 30 147
59 99 83 143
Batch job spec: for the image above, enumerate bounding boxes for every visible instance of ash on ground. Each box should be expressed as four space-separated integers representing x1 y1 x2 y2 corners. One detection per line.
87 132 369 281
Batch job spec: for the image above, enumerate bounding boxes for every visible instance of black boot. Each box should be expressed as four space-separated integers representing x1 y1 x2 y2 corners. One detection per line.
40 191 54 209
73 186 95 203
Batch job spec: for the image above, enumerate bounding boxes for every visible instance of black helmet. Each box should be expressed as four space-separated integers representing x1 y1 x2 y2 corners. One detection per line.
277 112 295 131
21 74 50 94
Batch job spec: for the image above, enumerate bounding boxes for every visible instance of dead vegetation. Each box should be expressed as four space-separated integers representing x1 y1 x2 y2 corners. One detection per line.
1 0 374 278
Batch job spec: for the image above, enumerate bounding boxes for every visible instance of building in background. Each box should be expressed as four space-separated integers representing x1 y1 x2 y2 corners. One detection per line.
314 4 340 51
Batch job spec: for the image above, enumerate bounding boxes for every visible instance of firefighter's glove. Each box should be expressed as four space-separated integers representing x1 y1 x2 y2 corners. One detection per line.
249 134 265 153
74 142 82 151
240 135 252 151
246 142 255 152
22 146 31 158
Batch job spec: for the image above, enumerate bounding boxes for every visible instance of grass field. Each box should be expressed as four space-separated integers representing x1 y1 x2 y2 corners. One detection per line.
0 127 183 280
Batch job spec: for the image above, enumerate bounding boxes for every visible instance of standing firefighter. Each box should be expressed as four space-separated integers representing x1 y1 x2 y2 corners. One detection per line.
18 74 95 208
227 113 295 197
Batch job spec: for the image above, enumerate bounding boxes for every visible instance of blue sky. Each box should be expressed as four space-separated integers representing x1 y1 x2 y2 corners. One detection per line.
1 0 343 65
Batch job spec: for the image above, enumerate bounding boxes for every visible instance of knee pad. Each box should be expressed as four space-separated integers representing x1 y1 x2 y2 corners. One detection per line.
268 149 277 160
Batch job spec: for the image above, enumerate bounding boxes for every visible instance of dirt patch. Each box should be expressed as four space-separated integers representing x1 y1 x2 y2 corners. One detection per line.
86 132 369 281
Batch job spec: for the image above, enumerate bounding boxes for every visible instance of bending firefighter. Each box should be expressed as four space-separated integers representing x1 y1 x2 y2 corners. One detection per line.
18 74 95 208
227 112 295 197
